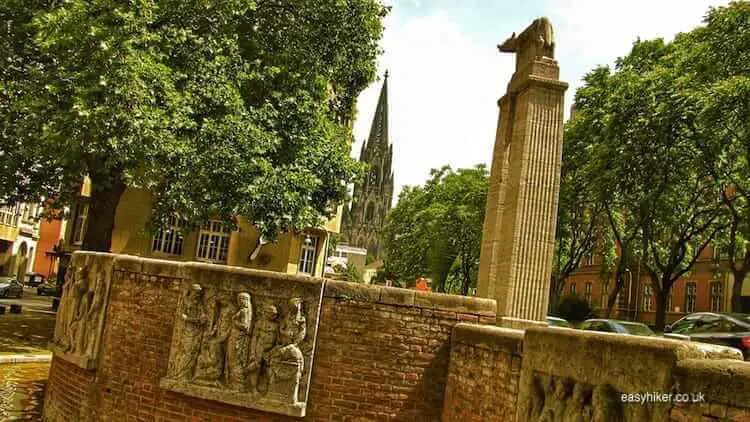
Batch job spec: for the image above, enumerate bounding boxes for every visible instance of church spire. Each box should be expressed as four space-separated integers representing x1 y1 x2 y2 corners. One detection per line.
366 71 389 152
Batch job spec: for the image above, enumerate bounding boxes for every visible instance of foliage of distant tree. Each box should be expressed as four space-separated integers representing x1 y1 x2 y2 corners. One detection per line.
550 111 606 312
555 295 595 323
0 0 388 251
343 263 363 283
382 165 488 294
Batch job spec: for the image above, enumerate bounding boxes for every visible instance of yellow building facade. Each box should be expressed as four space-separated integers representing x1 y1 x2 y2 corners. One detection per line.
64 184 340 278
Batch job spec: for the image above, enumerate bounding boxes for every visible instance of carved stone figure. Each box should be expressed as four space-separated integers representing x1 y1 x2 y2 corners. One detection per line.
563 382 591 422
248 304 279 394
226 292 252 390
67 270 92 354
498 17 555 57
169 284 207 381
279 297 306 345
591 384 622 422
83 270 107 357
54 267 78 349
159 276 323 417
266 298 307 406
194 294 233 386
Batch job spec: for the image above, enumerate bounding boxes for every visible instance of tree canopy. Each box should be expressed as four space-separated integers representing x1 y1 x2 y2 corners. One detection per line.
381 165 488 294
0 0 388 251
560 2 750 329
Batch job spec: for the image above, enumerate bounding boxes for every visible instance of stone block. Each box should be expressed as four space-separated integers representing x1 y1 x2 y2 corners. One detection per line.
113 254 143 274
452 322 524 354
379 287 415 307
323 279 381 303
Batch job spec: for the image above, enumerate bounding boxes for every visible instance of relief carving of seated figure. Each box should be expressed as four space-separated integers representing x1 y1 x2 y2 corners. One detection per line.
248 304 279 395
266 298 307 406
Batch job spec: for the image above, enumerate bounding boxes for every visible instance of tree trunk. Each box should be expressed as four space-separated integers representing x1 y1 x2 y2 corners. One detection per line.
549 274 566 314
731 268 749 313
81 179 127 252
654 285 669 332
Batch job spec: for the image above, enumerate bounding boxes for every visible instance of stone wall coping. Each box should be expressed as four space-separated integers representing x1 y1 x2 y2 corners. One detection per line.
675 359 750 408
84 252 497 315
452 322 523 353
525 326 713 361
323 279 497 316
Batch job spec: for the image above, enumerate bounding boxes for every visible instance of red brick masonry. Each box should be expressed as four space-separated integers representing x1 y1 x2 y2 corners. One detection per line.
43 254 496 421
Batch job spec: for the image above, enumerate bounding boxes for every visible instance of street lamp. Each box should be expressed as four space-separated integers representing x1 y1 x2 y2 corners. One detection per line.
625 268 633 319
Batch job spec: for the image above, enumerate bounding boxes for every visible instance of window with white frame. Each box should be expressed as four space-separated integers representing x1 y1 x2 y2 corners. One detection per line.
585 251 594 266
196 221 231 263
570 282 577 296
72 203 89 245
685 281 697 313
0 206 17 227
584 281 593 305
298 235 319 276
710 281 723 312
643 285 653 312
152 217 186 256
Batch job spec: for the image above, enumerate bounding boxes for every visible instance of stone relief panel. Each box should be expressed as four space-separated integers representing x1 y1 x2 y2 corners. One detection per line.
159 266 324 418
522 372 654 422
50 252 114 370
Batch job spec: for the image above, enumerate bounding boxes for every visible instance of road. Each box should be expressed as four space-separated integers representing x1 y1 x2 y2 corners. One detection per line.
0 287 56 313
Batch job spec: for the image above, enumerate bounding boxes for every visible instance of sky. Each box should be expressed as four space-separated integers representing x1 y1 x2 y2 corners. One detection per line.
351 0 730 202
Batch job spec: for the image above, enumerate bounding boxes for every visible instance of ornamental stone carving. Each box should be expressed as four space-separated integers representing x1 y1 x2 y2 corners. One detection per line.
160 264 324 417
50 253 114 370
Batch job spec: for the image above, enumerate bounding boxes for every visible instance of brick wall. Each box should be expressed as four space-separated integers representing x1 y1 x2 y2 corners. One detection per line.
442 323 523 422
44 253 496 422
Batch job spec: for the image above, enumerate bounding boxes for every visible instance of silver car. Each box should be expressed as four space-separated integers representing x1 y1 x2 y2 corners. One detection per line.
0 277 24 298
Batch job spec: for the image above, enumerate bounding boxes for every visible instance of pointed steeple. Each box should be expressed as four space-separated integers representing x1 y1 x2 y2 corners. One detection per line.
366 71 389 154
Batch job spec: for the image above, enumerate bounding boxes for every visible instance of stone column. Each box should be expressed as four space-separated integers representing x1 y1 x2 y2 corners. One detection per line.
477 18 568 327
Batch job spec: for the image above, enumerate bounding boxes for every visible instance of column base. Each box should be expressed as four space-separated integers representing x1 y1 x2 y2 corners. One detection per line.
496 316 548 330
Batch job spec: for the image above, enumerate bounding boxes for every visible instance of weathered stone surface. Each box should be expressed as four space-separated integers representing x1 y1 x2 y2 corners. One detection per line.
159 263 325 417
452 322 524 353
50 252 115 370
478 17 568 323
444 322 524 421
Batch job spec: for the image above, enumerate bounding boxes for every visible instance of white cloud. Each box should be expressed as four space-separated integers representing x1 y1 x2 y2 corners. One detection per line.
548 0 730 113
353 9 512 201
353 1 730 202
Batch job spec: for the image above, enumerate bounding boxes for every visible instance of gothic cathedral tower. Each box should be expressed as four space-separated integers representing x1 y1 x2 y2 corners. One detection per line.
341 72 394 259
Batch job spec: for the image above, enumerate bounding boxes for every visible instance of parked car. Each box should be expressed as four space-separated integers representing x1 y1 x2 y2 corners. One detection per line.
0 277 24 298
24 272 45 287
546 316 571 327
665 312 750 360
37 282 60 297
580 319 656 336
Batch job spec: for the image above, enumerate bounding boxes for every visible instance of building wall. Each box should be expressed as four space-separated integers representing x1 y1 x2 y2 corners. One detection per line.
43 253 497 421
34 219 65 276
67 187 331 277
561 246 735 325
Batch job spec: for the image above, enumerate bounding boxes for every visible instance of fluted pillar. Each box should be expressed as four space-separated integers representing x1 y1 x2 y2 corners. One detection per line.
477 18 568 326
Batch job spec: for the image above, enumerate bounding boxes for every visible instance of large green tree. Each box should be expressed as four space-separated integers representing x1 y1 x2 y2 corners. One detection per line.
678 2 750 311
382 165 488 294
574 37 726 330
0 0 387 251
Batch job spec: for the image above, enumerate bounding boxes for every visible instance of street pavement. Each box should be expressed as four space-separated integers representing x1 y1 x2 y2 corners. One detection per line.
0 287 55 420
0 362 49 421
0 287 56 314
